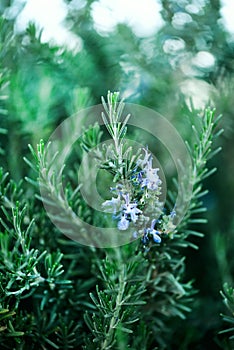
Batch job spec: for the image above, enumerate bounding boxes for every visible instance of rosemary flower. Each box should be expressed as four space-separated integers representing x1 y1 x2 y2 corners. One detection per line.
118 215 130 230
102 196 121 214
143 219 162 244
122 193 142 223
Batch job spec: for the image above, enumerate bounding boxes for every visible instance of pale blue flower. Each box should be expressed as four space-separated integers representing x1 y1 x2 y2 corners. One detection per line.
141 156 161 191
137 147 151 168
136 148 162 191
122 193 142 223
145 219 162 243
150 230 161 243
118 216 129 230
102 196 121 214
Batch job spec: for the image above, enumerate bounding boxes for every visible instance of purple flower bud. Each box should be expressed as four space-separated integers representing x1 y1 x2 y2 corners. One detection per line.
151 231 161 243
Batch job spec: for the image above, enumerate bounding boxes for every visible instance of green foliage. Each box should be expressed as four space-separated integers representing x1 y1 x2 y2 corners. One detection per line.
84 248 147 350
0 169 78 348
220 284 234 349
35 93 221 348
0 0 233 348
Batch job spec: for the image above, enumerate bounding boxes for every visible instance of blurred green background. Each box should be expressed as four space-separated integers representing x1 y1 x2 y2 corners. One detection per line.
0 0 234 348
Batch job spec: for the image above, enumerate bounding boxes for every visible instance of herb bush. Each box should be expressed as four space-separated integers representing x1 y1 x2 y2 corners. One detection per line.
1 1 234 349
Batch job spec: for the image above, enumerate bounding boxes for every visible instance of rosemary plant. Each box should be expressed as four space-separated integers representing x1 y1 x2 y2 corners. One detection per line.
0 91 222 349
81 92 222 349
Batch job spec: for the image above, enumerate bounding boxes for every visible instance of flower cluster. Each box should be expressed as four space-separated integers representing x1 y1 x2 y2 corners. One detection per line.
102 147 169 245
135 148 162 191
102 191 142 231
